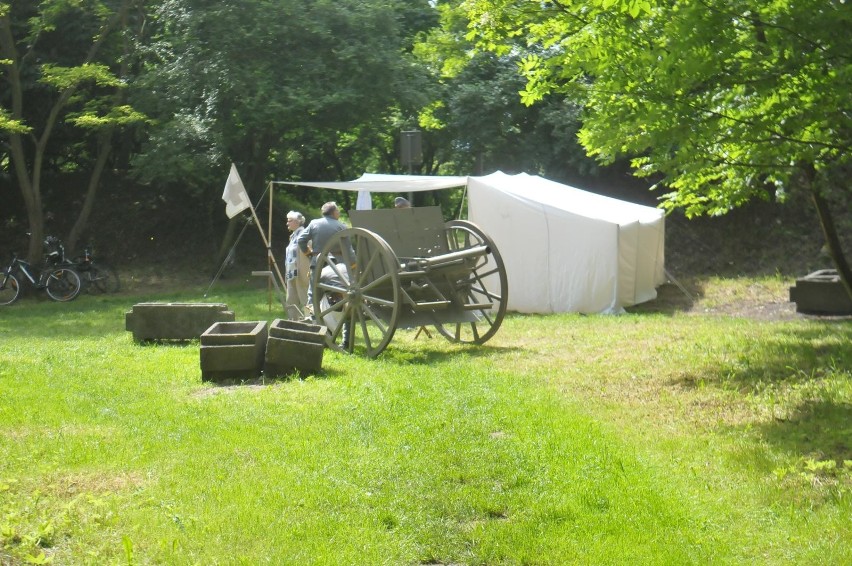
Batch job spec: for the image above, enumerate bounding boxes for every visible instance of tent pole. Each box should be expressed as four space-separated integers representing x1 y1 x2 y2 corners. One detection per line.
203 215 252 298
267 180 274 311
664 268 694 301
247 204 287 293
456 183 468 220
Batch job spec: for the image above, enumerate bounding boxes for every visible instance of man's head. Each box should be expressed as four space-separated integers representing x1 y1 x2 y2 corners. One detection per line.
394 196 411 209
321 201 340 218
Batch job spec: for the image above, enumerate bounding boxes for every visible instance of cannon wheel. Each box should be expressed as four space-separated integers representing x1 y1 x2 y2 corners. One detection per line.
312 228 401 358
436 220 508 345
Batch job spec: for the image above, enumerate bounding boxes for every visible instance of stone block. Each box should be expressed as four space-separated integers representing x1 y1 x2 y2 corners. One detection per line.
268 318 328 344
789 269 852 315
264 319 327 377
264 336 325 377
126 302 234 341
200 320 268 382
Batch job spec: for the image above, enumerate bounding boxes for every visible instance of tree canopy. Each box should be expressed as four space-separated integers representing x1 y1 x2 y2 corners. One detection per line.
0 0 148 257
461 0 852 290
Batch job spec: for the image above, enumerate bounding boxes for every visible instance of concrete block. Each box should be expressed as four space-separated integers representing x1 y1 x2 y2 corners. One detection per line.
126 302 234 341
200 320 268 382
789 269 852 315
268 318 328 344
264 319 327 377
264 336 325 377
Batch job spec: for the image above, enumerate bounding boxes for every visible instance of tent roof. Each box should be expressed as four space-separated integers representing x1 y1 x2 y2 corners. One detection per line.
473 172 662 225
275 173 467 193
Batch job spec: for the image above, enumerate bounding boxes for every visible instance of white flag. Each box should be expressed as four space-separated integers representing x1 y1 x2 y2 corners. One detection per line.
222 163 251 218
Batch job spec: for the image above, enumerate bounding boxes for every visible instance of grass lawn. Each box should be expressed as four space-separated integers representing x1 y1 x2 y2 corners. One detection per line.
1 277 850 565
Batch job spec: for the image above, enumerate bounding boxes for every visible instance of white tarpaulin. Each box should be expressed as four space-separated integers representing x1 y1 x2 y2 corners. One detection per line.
467 172 665 314
277 173 467 193
279 171 665 314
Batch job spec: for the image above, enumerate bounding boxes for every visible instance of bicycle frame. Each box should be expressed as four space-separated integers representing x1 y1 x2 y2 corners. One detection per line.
6 255 41 286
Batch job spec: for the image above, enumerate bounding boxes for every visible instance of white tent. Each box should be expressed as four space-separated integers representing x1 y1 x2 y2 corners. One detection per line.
278 171 665 314
467 172 664 314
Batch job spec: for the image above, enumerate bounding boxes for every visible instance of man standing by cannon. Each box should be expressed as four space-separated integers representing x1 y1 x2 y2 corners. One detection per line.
297 201 349 313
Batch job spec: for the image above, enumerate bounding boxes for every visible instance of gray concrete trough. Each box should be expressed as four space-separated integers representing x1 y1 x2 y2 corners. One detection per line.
264 318 327 377
126 302 235 341
200 320 268 382
789 269 852 315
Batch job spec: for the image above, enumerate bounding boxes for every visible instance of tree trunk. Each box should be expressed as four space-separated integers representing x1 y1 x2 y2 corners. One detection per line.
810 188 852 301
67 129 113 252
1 14 43 261
67 2 132 253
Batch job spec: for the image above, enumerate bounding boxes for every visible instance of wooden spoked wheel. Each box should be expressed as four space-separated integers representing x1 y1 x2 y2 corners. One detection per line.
435 220 508 345
311 228 401 358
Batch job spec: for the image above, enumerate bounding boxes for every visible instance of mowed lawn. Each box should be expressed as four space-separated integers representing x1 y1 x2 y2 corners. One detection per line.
1 278 850 565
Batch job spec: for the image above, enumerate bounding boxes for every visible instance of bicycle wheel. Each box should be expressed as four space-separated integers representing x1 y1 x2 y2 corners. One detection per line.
44 267 82 302
0 272 21 305
89 262 120 293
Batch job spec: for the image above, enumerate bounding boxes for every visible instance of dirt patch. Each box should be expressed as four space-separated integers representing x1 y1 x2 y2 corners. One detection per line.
630 280 852 322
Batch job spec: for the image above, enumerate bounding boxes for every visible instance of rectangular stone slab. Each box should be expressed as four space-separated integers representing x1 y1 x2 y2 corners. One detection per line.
201 320 268 346
125 302 234 341
789 269 852 315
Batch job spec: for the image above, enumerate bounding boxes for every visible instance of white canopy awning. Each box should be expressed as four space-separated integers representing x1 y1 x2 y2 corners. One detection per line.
275 173 468 193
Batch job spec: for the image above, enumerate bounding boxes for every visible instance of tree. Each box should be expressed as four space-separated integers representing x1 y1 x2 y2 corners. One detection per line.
131 0 440 258
0 0 148 259
461 0 852 294
413 1 608 185
133 0 439 187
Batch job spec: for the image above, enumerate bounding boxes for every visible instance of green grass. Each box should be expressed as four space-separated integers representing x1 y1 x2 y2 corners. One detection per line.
1 279 850 565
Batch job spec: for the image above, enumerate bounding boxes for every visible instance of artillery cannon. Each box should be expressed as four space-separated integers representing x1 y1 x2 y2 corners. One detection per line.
310 206 508 357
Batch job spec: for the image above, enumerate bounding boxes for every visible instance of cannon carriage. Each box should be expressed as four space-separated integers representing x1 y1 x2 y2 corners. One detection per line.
310 206 508 357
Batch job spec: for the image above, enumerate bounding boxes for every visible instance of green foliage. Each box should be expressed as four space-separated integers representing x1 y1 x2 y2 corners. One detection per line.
0 108 30 134
66 105 148 129
132 0 438 188
0 0 154 258
462 0 852 214
39 63 123 90
413 2 598 178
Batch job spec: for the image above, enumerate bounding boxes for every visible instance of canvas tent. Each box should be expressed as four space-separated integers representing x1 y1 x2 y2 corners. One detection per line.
467 172 664 314
278 171 665 314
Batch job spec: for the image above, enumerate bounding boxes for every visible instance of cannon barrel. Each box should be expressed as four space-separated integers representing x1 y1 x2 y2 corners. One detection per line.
409 244 491 271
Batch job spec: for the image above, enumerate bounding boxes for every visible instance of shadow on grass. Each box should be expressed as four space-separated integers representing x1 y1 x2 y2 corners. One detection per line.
198 362 349 389
672 323 852 466
671 323 852 391
133 339 198 348
625 281 703 315
757 399 852 464
381 343 521 366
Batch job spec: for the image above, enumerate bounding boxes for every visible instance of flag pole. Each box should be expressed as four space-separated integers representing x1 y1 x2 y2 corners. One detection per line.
247 205 287 292
267 180 274 311
222 163 286 294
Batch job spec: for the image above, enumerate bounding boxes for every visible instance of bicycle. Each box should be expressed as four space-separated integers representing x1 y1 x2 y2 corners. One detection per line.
69 244 120 294
0 242 83 305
